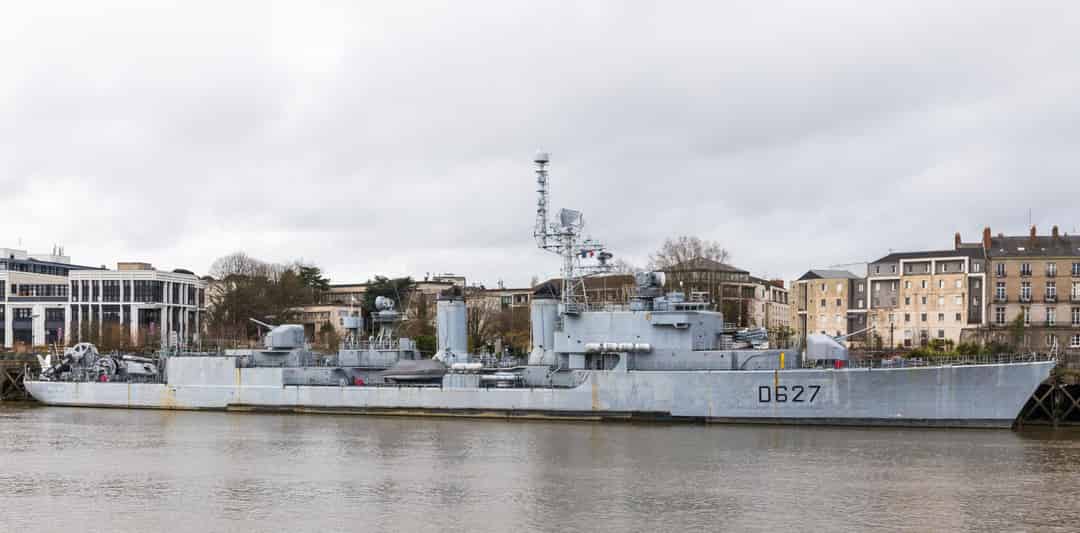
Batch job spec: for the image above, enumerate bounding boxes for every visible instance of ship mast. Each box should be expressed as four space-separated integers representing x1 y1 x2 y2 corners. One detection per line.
532 152 612 313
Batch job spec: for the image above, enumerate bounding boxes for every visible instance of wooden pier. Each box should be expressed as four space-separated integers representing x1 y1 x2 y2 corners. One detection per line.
0 358 35 401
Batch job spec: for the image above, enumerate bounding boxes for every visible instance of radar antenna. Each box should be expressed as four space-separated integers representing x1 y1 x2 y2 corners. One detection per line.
531 152 613 314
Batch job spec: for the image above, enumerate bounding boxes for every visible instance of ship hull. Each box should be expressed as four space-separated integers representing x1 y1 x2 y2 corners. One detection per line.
25 359 1054 429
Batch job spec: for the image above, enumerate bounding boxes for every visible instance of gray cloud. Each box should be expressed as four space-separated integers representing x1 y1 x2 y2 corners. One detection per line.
3 1 1079 287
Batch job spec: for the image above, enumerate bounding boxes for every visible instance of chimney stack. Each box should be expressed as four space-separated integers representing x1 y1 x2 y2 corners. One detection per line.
954 232 962 249
1030 225 1037 240
982 227 992 250
1052 225 1060 238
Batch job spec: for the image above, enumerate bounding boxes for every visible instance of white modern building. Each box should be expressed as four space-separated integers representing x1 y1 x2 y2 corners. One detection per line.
1 247 97 348
70 262 207 348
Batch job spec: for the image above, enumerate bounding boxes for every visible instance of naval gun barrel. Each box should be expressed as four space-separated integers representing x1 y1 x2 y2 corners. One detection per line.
249 318 276 331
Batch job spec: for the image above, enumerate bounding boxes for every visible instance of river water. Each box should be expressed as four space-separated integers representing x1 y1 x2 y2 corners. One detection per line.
2 405 1079 532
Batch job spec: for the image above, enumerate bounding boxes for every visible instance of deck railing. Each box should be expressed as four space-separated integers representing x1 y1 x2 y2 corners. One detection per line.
846 352 1056 369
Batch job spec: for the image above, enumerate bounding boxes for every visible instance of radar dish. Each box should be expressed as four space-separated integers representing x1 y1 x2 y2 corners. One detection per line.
558 208 584 230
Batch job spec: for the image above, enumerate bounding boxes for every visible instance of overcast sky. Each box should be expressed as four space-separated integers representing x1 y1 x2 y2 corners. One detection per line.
4 1 1079 287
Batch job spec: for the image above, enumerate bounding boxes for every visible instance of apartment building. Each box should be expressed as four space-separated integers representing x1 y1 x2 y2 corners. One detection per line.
748 277 790 330
865 246 987 348
982 226 1080 353
792 269 867 347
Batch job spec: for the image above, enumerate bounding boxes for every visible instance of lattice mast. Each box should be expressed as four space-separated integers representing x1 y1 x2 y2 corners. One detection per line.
532 152 612 312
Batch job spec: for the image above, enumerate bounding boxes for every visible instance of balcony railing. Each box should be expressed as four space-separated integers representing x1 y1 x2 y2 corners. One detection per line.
1020 270 1033 277
1020 295 1032 303
1072 294 1080 303
994 295 1008 303
1047 270 1057 277
1046 294 1058 303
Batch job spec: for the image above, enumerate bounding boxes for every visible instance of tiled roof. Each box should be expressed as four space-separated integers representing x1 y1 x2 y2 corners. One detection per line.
796 269 861 281
664 257 748 273
870 248 985 263
989 235 1080 258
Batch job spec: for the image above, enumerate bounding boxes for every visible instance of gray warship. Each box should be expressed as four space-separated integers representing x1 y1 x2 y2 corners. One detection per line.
25 153 1054 428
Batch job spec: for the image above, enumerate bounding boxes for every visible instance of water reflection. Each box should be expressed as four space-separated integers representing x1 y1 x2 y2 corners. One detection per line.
1 405 1079 532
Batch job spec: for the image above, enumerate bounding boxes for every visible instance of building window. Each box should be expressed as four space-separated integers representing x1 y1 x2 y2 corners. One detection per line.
996 307 1006 325
996 282 1006 300
836 283 843 293
921 280 928 289
905 296 911 305
1047 263 1058 277
888 313 895 323
1048 335 1058 348
937 313 944 321
820 299 826 308
974 262 982 272
905 281 911 290
1021 263 1032 276
891 265 896 273
1047 281 1057 301
938 280 945 289
857 299 863 308
905 313 911 323
954 296 962 305
1021 282 1031 302
835 298 842 307
1024 306 1031 326
1073 307 1080 326
821 283 826 292
921 296 927 305
996 263 1006 277
938 329 945 339
1073 263 1080 277
1048 308 1056 327
942 264 949 272
955 280 962 289
1072 334 1080 348
955 312 962 321
921 313 927 322
938 296 945 306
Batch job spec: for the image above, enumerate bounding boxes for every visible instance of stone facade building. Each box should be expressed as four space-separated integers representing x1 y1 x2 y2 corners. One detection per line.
792 269 867 348
865 247 987 348
976 226 1080 354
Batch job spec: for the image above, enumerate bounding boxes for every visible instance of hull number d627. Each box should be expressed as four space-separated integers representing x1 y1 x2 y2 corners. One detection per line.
758 385 820 403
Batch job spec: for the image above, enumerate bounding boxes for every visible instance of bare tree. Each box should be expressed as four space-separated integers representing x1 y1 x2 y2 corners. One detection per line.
610 258 640 274
647 235 731 270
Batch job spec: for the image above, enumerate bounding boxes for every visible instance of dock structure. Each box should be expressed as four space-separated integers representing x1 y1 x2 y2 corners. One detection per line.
0 357 34 401
1017 370 1080 427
